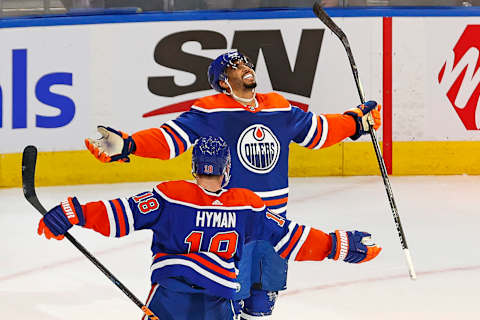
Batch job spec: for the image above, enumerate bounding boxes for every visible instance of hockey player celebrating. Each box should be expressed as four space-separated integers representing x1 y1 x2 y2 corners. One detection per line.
39 136 382 320
84 50 381 318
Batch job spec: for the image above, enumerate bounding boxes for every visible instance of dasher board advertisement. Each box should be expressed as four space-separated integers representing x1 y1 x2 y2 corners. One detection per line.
0 16 381 154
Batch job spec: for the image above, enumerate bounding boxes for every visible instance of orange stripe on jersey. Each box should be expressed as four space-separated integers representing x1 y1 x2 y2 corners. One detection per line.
145 284 157 303
154 253 237 279
280 226 304 259
321 114 356 148
111 199 126 237
263 197 288 207
194 94 241 109
161 124 185 154
306 116 322 149
186 254 237 279
132 128 171 160
295 228 332 261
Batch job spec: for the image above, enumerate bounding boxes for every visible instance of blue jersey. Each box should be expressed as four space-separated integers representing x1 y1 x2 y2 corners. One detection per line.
132 92 356 215
79 180 332 299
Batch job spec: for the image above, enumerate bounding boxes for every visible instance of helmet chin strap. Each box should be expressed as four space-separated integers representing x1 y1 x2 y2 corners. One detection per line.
224 71 257 105
221 167 231 188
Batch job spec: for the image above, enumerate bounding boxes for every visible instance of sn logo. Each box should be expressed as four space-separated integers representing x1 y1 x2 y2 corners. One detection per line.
148 29 325 98
0 49 75 129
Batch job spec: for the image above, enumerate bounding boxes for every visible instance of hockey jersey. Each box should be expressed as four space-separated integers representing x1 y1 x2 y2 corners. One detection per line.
132 93 356 215
79 180 332 299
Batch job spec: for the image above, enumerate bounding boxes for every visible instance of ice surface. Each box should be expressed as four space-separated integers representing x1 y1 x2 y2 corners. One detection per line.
1 176 479 319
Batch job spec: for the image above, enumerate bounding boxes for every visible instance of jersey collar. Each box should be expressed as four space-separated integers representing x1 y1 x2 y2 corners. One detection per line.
198 185 228 197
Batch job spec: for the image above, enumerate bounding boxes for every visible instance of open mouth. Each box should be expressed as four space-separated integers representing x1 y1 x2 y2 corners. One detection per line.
243 73 254 80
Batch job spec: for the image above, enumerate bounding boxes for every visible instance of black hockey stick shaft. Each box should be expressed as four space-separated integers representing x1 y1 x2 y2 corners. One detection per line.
313 2 416 280
22 145 160 319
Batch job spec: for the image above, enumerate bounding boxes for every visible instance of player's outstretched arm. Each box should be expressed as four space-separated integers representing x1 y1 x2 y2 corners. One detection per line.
38 190 164 240
343 100 382 140
86 123 195 161
261 209 381 264
290 227 381 263
85 126 136 162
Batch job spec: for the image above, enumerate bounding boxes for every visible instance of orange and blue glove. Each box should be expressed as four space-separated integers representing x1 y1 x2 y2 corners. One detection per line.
37 197 85 240
85 126 136 163
344 100 381 140
327 230 382 263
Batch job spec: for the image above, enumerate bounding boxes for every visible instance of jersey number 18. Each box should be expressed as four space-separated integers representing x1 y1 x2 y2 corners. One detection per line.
185 231 239 260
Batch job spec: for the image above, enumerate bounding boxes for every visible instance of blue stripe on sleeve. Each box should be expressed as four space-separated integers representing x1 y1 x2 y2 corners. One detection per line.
164 123 188 153
108 200 121 237
117 198 130 235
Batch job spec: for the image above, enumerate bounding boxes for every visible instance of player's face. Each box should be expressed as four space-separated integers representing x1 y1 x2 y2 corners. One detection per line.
225 60 257 91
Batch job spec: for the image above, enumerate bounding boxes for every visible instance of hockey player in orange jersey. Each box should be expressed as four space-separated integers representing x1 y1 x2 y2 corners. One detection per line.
39 136 381 320
84 50 381 318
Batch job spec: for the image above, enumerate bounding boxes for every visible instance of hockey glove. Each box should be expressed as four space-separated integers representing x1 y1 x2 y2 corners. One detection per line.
327 230 381 263
85 126 136 162
37 197 85 240
344 101 381 140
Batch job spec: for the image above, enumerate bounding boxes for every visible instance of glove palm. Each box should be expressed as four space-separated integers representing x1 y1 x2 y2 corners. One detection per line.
85 126 136 162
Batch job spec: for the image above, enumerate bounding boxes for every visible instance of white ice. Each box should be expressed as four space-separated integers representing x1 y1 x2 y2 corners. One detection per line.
1 176 479 319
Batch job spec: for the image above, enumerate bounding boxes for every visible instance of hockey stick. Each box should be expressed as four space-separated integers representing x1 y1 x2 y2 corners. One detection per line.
312 2 416 280
22 145 160 319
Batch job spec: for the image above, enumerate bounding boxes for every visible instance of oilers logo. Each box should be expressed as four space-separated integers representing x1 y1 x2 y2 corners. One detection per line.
237 124 280 174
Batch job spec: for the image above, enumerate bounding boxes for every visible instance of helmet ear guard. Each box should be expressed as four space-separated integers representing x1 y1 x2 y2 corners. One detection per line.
192 136 231 187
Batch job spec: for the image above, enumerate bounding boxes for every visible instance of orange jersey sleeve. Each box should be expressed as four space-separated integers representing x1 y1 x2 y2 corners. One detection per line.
293 108 356 150
295 228 333 261
322 114 356 148
80 197 137 238
81 201 112 237
132 128 172 160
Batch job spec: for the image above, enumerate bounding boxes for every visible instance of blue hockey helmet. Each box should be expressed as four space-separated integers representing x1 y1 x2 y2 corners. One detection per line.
207 50 255 93
192 136 231 186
